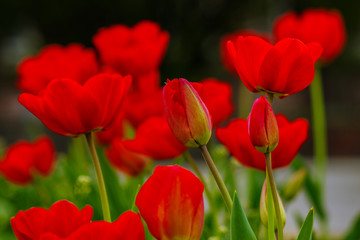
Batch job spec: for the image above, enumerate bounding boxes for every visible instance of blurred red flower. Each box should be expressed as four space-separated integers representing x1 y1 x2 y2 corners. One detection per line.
197 78 234 126
17 44 99 95
11 200 93 240
124 116 187 160
227 36 322 98
220 30 270 75
106 137 150 176
123 85 163 128
19 73 132 137
12 201 144 240
136 165 204 240
0 136 55 185
273 8 346 63
216 114 309 171
93 21 169 90
163 78 212 147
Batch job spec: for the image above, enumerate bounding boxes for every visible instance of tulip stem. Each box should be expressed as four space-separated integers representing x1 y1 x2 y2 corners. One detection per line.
310 67 327 190
85 132 111 222
264 152 283 240
199 145 233 211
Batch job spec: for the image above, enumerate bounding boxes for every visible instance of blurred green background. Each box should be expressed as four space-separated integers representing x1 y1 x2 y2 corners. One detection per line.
0 0 359 156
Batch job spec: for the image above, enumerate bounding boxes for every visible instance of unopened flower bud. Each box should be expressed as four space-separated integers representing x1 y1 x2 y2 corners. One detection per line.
163 78 212 147
248 96 279 153
282 168 307 202
260 180 286 229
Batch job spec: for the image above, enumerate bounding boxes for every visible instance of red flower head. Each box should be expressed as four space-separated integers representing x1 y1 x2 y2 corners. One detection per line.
136 165 204 240
273 8 346 63
93 21 169 88
12 201 145 240
216 114 309 171
227 36 322 98
11 200 93 240
163 78 212 147
18 73 132 137
106 138 150 176
123 85 164 128
220 30 270 75
124 116 187 160
17 44 99 95
248 96 279 153
197 78 234 126
0 136 55 185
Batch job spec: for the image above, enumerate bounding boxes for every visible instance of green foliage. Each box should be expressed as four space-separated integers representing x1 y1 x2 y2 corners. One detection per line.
297 207 314 240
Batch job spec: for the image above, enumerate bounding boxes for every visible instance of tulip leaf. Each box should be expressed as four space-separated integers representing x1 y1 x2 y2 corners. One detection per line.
344 213 360 240
297 207 314 240
230 192 257 240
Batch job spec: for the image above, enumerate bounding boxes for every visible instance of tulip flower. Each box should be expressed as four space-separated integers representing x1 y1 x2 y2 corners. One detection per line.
93 21 169 89
0 136 55 185
18 73 132 137
124 116 187 160
12 200 144 240
216 114 309 171
227 36 322 98
136 165 204 240
220 30 270 75
248 96 279 154
106 137 150 176
11 200 93 240
163 78 212 147
273 8 346 63
17 44 99 94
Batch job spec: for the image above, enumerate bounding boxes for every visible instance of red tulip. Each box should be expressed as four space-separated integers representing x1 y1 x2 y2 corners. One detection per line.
11 200 93 240
197 78 234 126
220 30 270 75
124 116 187 160
163 78 212 147
17 44 99 95
95 112 125 145
18 73 132 137
123 85 163 128
12 201 145 240
0 136 55 185
273 8 346 63
106 137 150 176
216 114 309 171
136 165 204 240
93 21 169 89
248 96 279 153
227 36 322 98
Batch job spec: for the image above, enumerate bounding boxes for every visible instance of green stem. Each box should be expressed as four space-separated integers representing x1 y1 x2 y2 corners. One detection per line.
85 132 111 222
266 171 275 240
310 67 327 188
199 145 233 211
265 153 283 240
238 82 253 118
267 93 274 105
183 151 214 205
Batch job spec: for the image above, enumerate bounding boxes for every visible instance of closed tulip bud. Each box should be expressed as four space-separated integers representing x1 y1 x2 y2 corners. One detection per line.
282 168 307 202
260 180 286 229
163 78 212 147
248 96 279 153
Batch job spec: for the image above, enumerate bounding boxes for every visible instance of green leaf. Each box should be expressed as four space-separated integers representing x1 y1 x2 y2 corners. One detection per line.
297 207 314 240
343 213 360 240
230 191 257 240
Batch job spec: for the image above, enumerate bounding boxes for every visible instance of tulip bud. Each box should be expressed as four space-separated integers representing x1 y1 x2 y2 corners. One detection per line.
282 168 307 202
248 96 279 153
163 78 212 147
260 180 286 229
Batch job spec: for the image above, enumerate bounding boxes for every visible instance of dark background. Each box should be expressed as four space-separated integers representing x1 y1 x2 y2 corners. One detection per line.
0 0 359 156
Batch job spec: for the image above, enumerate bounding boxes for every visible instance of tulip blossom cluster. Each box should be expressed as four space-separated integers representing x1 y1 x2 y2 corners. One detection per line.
0 6 347 240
